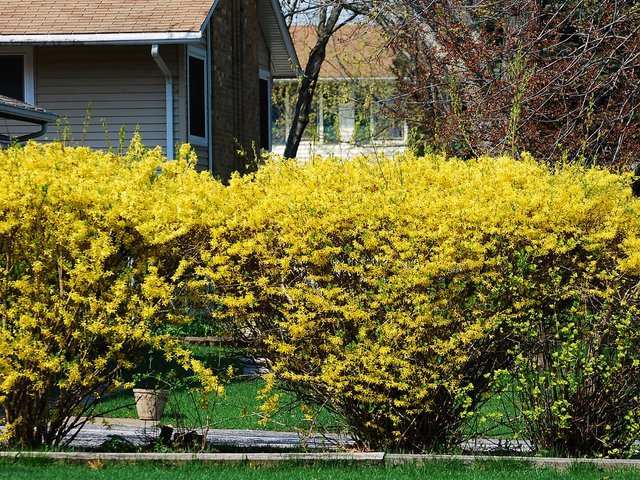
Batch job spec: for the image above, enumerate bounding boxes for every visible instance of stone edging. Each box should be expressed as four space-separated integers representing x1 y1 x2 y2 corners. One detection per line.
3 451 640 469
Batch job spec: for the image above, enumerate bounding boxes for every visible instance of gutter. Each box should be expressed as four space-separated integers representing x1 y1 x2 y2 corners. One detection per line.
151 44 174 160
0 122 51 145
0 102 57 145
0 102 57 124
0 32 203 46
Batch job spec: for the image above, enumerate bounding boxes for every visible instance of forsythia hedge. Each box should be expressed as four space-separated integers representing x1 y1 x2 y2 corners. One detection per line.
0 139 222 447
203 153 640 455
3 141 640 456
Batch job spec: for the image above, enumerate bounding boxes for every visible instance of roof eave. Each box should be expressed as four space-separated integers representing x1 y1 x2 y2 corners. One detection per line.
269 0 302 78
0 103 57 124
0 31 204 46
199 0 222 33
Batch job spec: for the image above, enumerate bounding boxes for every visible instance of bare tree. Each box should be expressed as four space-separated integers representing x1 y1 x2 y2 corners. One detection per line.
281 1 371 158
373 0 640 166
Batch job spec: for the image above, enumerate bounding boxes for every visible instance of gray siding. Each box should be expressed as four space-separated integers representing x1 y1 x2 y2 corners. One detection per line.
1 20 277 176
34 45 185 152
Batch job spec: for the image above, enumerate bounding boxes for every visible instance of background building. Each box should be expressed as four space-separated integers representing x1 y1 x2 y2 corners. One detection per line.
272 24 407 160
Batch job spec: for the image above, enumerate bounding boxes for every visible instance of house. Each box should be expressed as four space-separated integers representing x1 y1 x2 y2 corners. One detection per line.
272 25 408 160
0 0 299 178
0 95 56 145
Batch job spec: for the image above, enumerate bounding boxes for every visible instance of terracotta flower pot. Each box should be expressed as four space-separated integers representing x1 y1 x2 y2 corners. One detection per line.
133 388 169 421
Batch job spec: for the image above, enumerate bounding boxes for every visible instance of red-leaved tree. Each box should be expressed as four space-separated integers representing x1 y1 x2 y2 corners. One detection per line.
380 0 640 165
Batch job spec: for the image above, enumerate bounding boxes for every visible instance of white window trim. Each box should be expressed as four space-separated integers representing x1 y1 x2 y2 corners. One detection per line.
259 68 272 151
0 46 35 104
187 45 209 147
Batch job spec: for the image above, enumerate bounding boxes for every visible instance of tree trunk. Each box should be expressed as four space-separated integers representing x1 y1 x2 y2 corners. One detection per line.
283 43 329 158
283 6 345 159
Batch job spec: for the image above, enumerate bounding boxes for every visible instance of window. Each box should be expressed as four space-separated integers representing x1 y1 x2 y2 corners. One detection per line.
322 109 340 144
271 101 288 145
0 48 34 103
188 47 207 144
337 103 355 143
271 82 295 145
0 56 24 100
372 100 405 141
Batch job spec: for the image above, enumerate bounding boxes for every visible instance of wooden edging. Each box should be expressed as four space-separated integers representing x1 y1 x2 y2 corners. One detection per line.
3 451 640 469
384 454 640 469
0 452 385 464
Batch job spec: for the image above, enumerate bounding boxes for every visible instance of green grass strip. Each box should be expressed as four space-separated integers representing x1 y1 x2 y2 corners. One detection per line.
1 458 639 480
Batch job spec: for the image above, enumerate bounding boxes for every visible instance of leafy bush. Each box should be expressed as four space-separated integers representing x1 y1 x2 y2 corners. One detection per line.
497 202 640 456
0 140 221 447
202 153 640 454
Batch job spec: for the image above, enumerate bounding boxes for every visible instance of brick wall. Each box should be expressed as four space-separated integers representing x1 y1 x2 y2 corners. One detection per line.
210 0 263 180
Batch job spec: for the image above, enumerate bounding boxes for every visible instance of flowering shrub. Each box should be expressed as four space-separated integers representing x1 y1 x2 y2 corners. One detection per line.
203 153 640 454
499 197 640 456
0 139 221 447
3 142 640 456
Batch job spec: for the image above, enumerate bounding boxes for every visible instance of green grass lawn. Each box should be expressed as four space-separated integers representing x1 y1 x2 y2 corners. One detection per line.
0 459 637 480
466 391 522 439
95 378 340 432
95 344 520 438
96 377 517 438
95 344 341 432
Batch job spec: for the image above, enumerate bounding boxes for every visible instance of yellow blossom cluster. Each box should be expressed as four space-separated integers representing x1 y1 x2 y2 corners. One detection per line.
0 138 222 447
203 152 640 453
3 140 640 455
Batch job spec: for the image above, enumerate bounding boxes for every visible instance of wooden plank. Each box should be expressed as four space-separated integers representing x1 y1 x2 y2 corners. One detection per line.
385 454 640 470
0 451 384 463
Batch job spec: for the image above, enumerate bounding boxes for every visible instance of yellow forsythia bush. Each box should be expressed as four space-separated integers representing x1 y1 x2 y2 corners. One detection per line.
4 141 640 455
203 153 640 453
0 139 222 447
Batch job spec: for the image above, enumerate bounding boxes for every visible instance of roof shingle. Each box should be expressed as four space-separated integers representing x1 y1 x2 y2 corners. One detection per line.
0 95 57 123
291 24 395 79
0 1 215 35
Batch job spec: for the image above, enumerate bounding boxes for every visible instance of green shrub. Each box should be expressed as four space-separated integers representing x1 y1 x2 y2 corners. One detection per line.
499 241 640 456
201 153 640 454
0 140 221 447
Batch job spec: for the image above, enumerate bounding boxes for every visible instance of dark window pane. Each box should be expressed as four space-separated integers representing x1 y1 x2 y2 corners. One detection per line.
271 102 287 145
0 55 24 101
373 100 404 140
189 56 206 138
259 78 270 150
323 111 339 144
354 102 371 144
